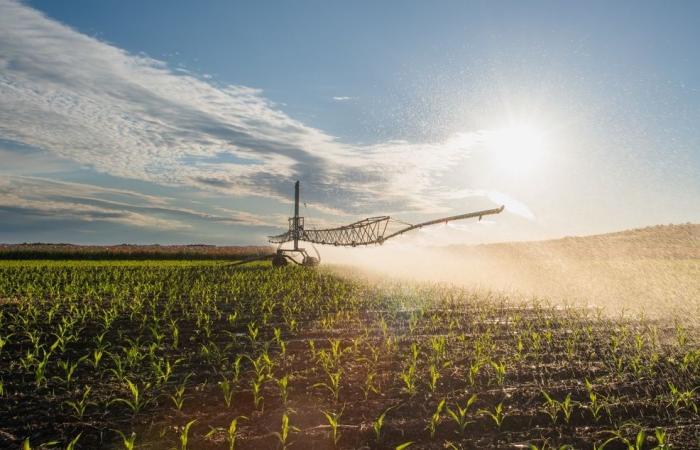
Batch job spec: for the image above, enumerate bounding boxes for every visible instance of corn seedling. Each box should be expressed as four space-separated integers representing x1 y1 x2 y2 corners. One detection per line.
652 427 671 449
65 433 82 450
277 374 289 405
273 412 298 449
314 370 342 401
667 382 698 414
251 374 265 409
109 379 152 416
218 377 235 408
65 385 93 419
322 408 343 446
426 398 445 438
490 360 506 386
584 379 605 422
373 405 395 442
446 394 478 433
428 364 440 392
479 402 506 429
363 370 379 399
400 364 418 396
179 419 197 450
169 377 189 411
115 430 137 450
608 428 648 450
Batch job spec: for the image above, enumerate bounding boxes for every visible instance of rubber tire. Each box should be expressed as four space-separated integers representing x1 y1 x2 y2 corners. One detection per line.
303 256 319 267
271 254 288 268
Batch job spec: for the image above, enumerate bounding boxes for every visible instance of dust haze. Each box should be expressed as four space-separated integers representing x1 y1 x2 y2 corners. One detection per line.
322 223 700 320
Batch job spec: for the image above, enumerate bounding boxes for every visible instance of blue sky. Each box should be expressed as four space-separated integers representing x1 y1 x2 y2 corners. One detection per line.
1 0 698 245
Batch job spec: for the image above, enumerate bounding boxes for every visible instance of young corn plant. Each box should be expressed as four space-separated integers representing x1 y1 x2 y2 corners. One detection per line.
667 382 698 413
247 322 259 345
65 433 82 450
231 355 243 383
153 356 181 386
277 374 289 405
515 335 524 360
218 377 235 408
541 391 574 424
446 394 478 433
363 370 379 399
251 374 265 410
608 428 648 450
314 370 342 402
528 443 575 450
652 427 671 450
400 364 418 397
373 406 395 443
479 402 506 429
108 352 128 381
273 412 299 449
467 360 482 386
179 419 197 450
428 364 440 392
109 379 152 416
169 379 189 411
555 393 575 424
170 319 180 350
490 360 506 386
56 357 86 386
65 385 93 419
114 430 137 450
584 379 605 422
33 348 51 388
322 408 343 447
206 417 246 450
0 333 12 356
225 417 245 450
426 398 446 438
90 347 105 370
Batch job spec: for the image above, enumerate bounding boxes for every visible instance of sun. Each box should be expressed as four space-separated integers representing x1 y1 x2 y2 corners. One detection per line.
485 123 548 174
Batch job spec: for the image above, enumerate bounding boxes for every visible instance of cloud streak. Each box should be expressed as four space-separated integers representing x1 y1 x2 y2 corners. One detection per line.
0 176 282 231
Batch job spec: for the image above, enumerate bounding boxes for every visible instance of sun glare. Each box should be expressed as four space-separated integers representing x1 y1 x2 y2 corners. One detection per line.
486 124 548 173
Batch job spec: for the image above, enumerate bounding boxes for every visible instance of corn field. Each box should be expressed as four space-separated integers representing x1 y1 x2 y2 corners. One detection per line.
0 260 698 449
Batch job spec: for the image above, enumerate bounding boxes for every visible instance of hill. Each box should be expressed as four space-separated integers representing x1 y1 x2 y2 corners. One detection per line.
454 223 700 260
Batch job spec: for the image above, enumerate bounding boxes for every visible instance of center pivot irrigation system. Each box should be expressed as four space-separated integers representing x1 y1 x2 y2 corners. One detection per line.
235 181 504 267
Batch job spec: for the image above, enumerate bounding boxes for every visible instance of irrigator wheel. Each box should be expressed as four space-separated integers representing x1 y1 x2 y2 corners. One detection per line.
303 256 319 267
271 254 288 268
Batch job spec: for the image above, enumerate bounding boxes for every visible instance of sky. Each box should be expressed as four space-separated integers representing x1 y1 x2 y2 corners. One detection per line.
0 0 698 245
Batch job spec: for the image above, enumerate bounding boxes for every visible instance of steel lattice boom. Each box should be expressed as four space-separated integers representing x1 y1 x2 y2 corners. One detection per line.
269 216 390 246
267 181 505 251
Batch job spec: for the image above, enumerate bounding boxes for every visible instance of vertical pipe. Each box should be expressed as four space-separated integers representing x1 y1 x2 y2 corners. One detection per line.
294 180 300 250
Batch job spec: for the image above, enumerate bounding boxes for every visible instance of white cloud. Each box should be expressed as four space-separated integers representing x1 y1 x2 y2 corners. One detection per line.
0 0 503 225
332 96 352 101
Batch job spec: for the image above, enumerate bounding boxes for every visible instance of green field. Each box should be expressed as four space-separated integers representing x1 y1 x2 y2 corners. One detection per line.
0 260 698 449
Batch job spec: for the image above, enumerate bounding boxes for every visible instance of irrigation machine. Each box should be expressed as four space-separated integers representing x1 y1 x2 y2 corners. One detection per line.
236 181 504 267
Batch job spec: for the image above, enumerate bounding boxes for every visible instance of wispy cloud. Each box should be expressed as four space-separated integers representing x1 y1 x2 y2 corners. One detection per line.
0 176 280 230
0 0 507 229
332 96 352 101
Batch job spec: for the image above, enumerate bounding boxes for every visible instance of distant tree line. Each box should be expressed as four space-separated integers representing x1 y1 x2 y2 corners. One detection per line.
0 243 273 260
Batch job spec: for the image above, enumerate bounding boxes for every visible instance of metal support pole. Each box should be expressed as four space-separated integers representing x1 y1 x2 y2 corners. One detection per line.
293 180 300 250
